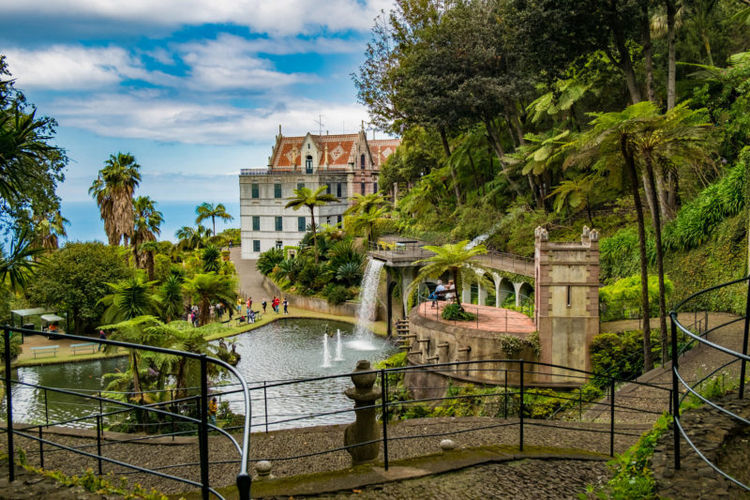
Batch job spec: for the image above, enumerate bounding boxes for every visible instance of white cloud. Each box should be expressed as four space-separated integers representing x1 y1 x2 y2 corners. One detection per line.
51 92 370 147
178 34 310 90
4 45 180 90
0 0 395 36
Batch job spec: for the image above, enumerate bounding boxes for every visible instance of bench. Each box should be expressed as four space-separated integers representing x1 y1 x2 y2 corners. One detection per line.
70 342 98 355
31 345 59 359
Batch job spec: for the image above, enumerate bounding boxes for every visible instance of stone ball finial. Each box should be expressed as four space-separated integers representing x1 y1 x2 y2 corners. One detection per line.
534 226 549 242
581 226 590 241
590 229 600 242
255 460 272 478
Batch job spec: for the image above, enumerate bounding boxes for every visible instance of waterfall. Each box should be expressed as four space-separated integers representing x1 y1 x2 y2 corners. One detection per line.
334 328 344 361
466 221 503 249
349 258 384 351
322 333 332 367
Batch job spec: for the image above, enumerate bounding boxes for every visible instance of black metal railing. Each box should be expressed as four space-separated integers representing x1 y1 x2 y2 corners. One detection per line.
1 325 252 500
670 276 750 491
207 359 672 477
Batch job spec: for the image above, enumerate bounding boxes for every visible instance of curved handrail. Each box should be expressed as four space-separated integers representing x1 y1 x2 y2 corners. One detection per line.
2 325 253 499
669 275 750 492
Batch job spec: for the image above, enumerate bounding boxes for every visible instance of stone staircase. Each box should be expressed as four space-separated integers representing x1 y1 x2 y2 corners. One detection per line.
394 319 414 351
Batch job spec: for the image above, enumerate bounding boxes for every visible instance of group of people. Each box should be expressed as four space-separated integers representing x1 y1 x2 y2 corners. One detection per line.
237 295 289 323
428 279 456 308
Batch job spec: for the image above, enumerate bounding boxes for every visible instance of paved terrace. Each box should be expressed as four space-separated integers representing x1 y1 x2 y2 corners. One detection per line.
415 301 536 334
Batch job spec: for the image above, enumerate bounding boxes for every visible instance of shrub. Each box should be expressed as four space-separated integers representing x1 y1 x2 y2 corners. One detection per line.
599 274 673 321
256 248 284 275
441 303 476 321
590 331 646 387
324 284 350 305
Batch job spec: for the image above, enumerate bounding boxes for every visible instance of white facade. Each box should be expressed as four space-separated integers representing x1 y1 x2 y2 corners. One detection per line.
239 129 400 259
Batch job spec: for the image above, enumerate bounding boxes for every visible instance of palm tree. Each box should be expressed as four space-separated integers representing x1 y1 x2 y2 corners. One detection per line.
89 153 142 246
627 103 714 363
410 241 491 309
201 245 221 273
0 229 43 292
132 196 163 274
175 225 209 250
183 273 237 326
32 210 68 251
156 273 184 322
344 192 389 217
344 206 391 245
0 107 59 208
99 275 160 324
195 202 233 237
285 186 338 263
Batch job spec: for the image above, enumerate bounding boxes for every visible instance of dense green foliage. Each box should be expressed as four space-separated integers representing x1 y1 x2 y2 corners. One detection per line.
257 229 366 304
599 274 673 321
27 242 132 332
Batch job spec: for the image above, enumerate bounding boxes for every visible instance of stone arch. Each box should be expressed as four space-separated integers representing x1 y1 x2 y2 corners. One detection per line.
496 277 515 307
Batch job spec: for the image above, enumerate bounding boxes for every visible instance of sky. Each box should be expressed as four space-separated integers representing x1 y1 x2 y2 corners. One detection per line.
0 0 393 205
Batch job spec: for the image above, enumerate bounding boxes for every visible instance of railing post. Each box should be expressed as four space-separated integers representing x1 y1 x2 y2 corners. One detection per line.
670 313 681 470
263 381 269 434
380 369 389 471
578 390 582 420
609 379 615 457
504 369 508 419
4 326 15 482
236 472 252 500
44 388 49 426
96 414 103 476
519 360 524 452
739 278 750 399
38 425 44 469
199 355 210 500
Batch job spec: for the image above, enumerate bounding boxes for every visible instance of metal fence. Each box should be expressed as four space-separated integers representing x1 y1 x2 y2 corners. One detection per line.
1 325 252 500
670 276 750 491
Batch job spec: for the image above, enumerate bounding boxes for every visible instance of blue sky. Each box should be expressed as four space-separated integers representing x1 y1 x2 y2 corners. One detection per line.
1 0 393 203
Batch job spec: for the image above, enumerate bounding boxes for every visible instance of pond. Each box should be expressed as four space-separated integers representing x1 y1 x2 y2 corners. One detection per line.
3 319 396 431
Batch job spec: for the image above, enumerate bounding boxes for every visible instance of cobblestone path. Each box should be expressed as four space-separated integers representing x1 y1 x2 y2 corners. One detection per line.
309 459 610 499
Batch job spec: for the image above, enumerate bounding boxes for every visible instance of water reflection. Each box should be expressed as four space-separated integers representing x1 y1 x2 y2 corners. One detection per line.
2 320 396 431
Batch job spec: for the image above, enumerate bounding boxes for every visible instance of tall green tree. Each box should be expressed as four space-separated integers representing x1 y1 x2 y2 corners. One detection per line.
285 186 338 263
27 242 131 332
175 225 209 250
132 196 163 275
195 202 233 237
89 153 142 246
31 210 68 252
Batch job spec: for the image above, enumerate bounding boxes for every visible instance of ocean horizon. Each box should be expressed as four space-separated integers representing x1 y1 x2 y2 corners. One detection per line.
60 200 241 243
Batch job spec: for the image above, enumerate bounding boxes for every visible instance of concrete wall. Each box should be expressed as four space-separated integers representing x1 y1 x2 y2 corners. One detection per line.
534 226 600 378
407 310 538 386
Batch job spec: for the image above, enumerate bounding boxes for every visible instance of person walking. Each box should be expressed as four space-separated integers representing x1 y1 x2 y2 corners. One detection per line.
97 330 107 351
272 296 280 313
208 397 218 426
262 300 267 313
283 297 289 314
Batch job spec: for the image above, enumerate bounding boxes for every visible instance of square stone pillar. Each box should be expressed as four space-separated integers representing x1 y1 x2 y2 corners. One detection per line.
534 226 600 381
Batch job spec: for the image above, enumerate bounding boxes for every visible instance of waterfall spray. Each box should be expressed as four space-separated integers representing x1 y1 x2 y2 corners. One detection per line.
349 258 384 351
334 328 344 361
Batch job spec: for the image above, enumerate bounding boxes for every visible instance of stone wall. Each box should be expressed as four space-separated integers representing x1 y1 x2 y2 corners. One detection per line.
406 309 538 386
534 226 600 379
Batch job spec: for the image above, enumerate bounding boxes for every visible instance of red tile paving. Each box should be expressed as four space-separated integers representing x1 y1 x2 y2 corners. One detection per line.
416 301 536 334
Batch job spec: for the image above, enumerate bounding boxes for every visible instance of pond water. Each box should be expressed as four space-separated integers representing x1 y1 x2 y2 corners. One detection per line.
3 319 396 431
224 319 396 431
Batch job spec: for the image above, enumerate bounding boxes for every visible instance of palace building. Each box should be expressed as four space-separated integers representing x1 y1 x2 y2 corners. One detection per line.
239 126 400 259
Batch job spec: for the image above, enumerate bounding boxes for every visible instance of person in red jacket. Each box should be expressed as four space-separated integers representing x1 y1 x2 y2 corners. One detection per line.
272 296 280 313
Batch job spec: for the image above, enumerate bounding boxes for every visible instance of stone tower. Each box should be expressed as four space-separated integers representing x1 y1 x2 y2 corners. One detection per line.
534 226 600 378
